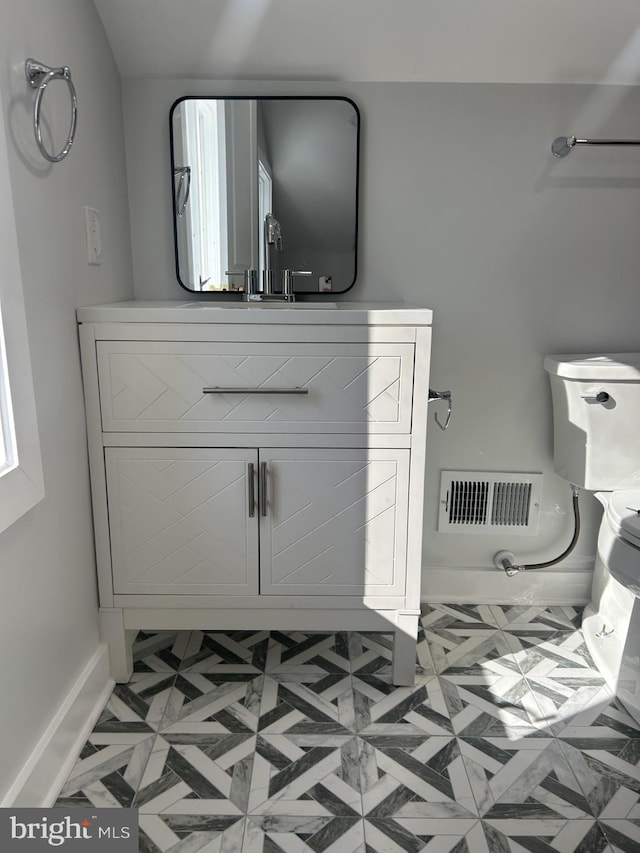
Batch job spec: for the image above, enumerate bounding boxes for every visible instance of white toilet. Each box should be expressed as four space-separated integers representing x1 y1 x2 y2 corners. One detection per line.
545 353 640 724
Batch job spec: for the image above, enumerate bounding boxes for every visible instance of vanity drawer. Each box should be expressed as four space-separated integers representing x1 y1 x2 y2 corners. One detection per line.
96 340 415 433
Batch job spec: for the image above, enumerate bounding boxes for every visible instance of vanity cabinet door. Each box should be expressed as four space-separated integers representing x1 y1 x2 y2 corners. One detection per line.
105 447 259 595
259 448 410 597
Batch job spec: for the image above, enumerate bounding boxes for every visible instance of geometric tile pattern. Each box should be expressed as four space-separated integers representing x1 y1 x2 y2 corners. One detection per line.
55 606 640 851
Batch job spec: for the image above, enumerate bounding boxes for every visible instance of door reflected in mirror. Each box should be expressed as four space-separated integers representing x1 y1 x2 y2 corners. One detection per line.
170 97 359 295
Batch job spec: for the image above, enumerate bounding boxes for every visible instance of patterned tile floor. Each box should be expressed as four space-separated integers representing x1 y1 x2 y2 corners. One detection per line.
56 605 640 852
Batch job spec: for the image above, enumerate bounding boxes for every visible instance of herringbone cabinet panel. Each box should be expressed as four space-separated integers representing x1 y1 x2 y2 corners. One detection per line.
260 449 409 596
97 341 414 433
106 448 258 595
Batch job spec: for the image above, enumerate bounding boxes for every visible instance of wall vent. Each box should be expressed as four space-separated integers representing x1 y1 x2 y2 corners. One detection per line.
438 471 542 535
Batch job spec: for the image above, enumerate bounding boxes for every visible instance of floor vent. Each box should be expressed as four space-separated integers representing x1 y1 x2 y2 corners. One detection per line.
438 471 542 535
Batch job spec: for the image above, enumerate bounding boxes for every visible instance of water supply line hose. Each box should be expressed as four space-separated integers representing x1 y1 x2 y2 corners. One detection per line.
494 484 581 576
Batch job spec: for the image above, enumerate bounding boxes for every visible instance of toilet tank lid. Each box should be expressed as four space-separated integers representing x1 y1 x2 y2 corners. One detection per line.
544 353 640 380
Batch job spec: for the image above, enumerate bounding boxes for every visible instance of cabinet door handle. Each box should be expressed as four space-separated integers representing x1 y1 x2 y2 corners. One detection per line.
248 462 256 518
260 462 268 517
202 387 308 395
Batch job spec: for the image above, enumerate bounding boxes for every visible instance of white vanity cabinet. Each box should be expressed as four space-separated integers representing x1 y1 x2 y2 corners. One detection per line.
77 301 432 685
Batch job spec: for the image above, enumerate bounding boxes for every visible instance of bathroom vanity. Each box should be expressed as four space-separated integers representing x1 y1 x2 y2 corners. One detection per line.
77 301 432 684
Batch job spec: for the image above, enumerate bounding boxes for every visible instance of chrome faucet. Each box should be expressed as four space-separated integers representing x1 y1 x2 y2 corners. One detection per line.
233 268 311 303
263 213 283 295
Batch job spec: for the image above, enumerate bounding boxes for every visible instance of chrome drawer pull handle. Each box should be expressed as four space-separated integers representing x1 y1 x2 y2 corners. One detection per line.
248 463 256 518
202 387 309 395
260 462 268 517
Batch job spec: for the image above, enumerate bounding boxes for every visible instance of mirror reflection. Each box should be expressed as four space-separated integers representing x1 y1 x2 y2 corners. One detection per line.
170 97 359 295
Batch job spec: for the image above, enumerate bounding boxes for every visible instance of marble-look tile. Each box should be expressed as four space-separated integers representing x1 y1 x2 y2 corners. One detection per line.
56 732 157 808
437 674 548 737
98 672 178 733
244 815 366 852
419 606 522 676
160 671 357 740
256 673 356 736
248 733 364 817
51 617 640 850
348 632 433 684
505 626 605 680
134 732 255 816
559 737 640 820
358 735 479 820
554 690 640 740
364 817 614 852
479 818 612 852
599 818 640 851
414 621 436 678
421 603 503 628
132 631 197 673
525 676 615 736
364 817 483 852
265 630 353 676
502 626 612 734
353 674 454 737
352 670 545 739
486 605 584 634
459 737 593 820
179 629 270 673
348 632 397 679
54 672 174 808
156 672 265 733
138 813 247 852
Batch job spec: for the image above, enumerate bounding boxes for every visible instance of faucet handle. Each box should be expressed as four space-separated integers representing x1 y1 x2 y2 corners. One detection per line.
282 269 312 298
226 269 258 294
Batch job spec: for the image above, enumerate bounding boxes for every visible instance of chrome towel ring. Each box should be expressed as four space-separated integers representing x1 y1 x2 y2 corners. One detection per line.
25 58 77 163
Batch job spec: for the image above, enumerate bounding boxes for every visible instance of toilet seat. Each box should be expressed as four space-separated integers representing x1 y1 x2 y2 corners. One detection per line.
606 490 640 549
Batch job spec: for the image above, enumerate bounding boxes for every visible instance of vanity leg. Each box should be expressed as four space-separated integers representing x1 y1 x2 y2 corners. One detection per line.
392 612 419 685
99 608 134 683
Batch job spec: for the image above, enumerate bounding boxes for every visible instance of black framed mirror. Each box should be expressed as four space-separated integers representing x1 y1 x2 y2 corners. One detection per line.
170 96 360 296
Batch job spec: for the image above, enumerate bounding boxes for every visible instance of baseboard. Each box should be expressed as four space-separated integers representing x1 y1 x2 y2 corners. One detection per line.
421 564 593 605
1 644 114 807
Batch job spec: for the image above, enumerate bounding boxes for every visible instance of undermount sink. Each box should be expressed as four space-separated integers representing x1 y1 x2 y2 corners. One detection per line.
180 301 337 309
248 301 337 309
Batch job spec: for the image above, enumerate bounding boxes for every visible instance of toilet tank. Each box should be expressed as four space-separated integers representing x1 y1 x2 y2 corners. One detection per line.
544 353 640 490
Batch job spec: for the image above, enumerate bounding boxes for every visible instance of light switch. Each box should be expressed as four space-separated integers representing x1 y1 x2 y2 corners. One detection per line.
84 206 102 265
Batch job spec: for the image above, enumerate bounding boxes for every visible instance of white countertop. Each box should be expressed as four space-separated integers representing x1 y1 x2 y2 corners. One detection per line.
77 300 433 326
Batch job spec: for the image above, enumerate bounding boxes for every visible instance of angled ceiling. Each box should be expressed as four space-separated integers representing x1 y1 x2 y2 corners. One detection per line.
94 0 640 85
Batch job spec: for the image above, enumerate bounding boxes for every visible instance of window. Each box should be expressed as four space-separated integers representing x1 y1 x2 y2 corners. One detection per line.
181 99 228 289
0 85 44 534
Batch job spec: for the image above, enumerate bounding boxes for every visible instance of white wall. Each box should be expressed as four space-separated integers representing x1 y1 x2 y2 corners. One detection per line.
124 78 640 600
0 0 133 801
94 0 640 86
